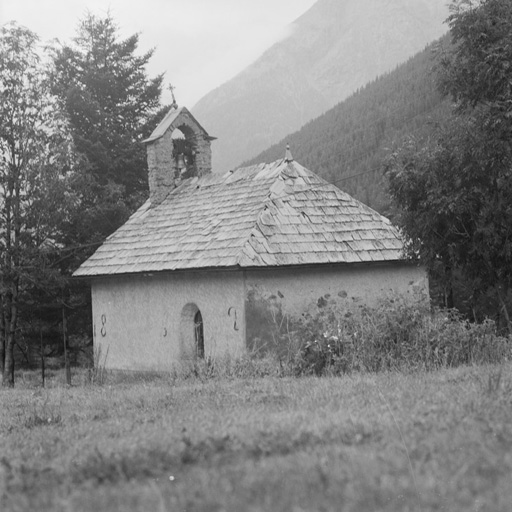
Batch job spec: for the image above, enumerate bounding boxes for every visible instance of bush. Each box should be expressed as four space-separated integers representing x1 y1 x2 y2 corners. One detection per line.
292 297 511 376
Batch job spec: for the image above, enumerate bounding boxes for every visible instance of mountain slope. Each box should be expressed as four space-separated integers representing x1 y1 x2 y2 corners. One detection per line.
192 0 449 172
245 36 452 214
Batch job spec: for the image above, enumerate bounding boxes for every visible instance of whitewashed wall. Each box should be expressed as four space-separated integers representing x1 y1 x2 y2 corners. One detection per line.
91 270 245 371
90 262 427 370
244 263 428 349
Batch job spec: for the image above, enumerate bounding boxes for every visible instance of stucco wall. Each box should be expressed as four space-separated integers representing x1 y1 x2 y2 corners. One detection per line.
90 262 427 369
244 262 428 350
91 270 245 371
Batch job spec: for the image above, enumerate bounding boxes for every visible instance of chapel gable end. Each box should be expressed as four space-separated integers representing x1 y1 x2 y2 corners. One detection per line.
143 106 215 205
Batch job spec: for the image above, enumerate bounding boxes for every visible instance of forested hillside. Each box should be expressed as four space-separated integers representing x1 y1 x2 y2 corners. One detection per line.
246 36 451 214
193 0 449 172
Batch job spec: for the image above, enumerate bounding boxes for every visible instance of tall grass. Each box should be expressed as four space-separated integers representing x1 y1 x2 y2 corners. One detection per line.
291 297 511 375
4 365 512 512
87 345 109 385
79 353 288 387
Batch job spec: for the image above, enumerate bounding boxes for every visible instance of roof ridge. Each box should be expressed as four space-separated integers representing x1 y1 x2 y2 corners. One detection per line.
236 161 319 265
275 161 392 225
235 171 282 266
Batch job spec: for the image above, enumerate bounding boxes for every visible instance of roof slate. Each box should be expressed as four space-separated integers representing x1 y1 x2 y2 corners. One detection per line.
74 159 404 277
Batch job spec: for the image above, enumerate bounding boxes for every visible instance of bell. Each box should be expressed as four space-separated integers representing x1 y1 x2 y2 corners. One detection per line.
176 153 186 173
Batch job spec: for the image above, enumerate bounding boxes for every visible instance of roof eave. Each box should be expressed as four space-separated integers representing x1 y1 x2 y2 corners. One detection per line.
73 258 415 280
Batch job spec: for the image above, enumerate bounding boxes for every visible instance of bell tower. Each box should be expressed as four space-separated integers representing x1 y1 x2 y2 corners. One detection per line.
143 103 215 205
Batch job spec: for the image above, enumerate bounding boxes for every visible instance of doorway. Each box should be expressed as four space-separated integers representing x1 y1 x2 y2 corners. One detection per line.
194 310 204 358
180 303 205 360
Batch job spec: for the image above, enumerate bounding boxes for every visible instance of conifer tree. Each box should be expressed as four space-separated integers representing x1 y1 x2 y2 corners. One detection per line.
49 14 168 366
52 13 165 242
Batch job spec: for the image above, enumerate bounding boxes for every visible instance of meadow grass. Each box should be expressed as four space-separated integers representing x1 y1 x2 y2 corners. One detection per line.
1 363 512 512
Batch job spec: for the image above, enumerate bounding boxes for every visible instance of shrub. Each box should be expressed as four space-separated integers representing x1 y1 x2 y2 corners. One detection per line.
292 297 511 375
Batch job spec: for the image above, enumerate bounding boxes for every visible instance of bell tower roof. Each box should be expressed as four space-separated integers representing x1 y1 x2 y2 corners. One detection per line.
143 106 216 145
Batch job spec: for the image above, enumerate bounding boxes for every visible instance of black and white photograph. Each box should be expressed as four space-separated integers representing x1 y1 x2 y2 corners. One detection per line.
1 1 511 510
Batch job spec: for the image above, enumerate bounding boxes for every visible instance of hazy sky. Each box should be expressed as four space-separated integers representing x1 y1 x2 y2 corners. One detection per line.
1 0 317 107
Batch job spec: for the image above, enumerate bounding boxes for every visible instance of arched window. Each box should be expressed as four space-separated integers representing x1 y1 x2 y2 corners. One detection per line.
194 310 204 358
180 303 205 360
171 124 197 179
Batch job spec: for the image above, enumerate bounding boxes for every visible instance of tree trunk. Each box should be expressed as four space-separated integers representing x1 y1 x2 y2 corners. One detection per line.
446 285 455 310
0 306 5 377
40 319 45 388
444 265 455 309
0 339 4 378
1 160 23 387
2 290 17 387
2 331 15 387
62 294 71 386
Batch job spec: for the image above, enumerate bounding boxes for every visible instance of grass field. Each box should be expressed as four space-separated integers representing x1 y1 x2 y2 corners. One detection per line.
1 364 511 512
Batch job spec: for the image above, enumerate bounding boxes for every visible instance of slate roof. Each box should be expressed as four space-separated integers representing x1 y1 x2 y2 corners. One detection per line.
73 159 404 277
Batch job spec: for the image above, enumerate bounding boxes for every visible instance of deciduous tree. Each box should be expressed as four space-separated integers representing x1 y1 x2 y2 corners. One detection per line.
0 23 78 386
385 0 512 328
